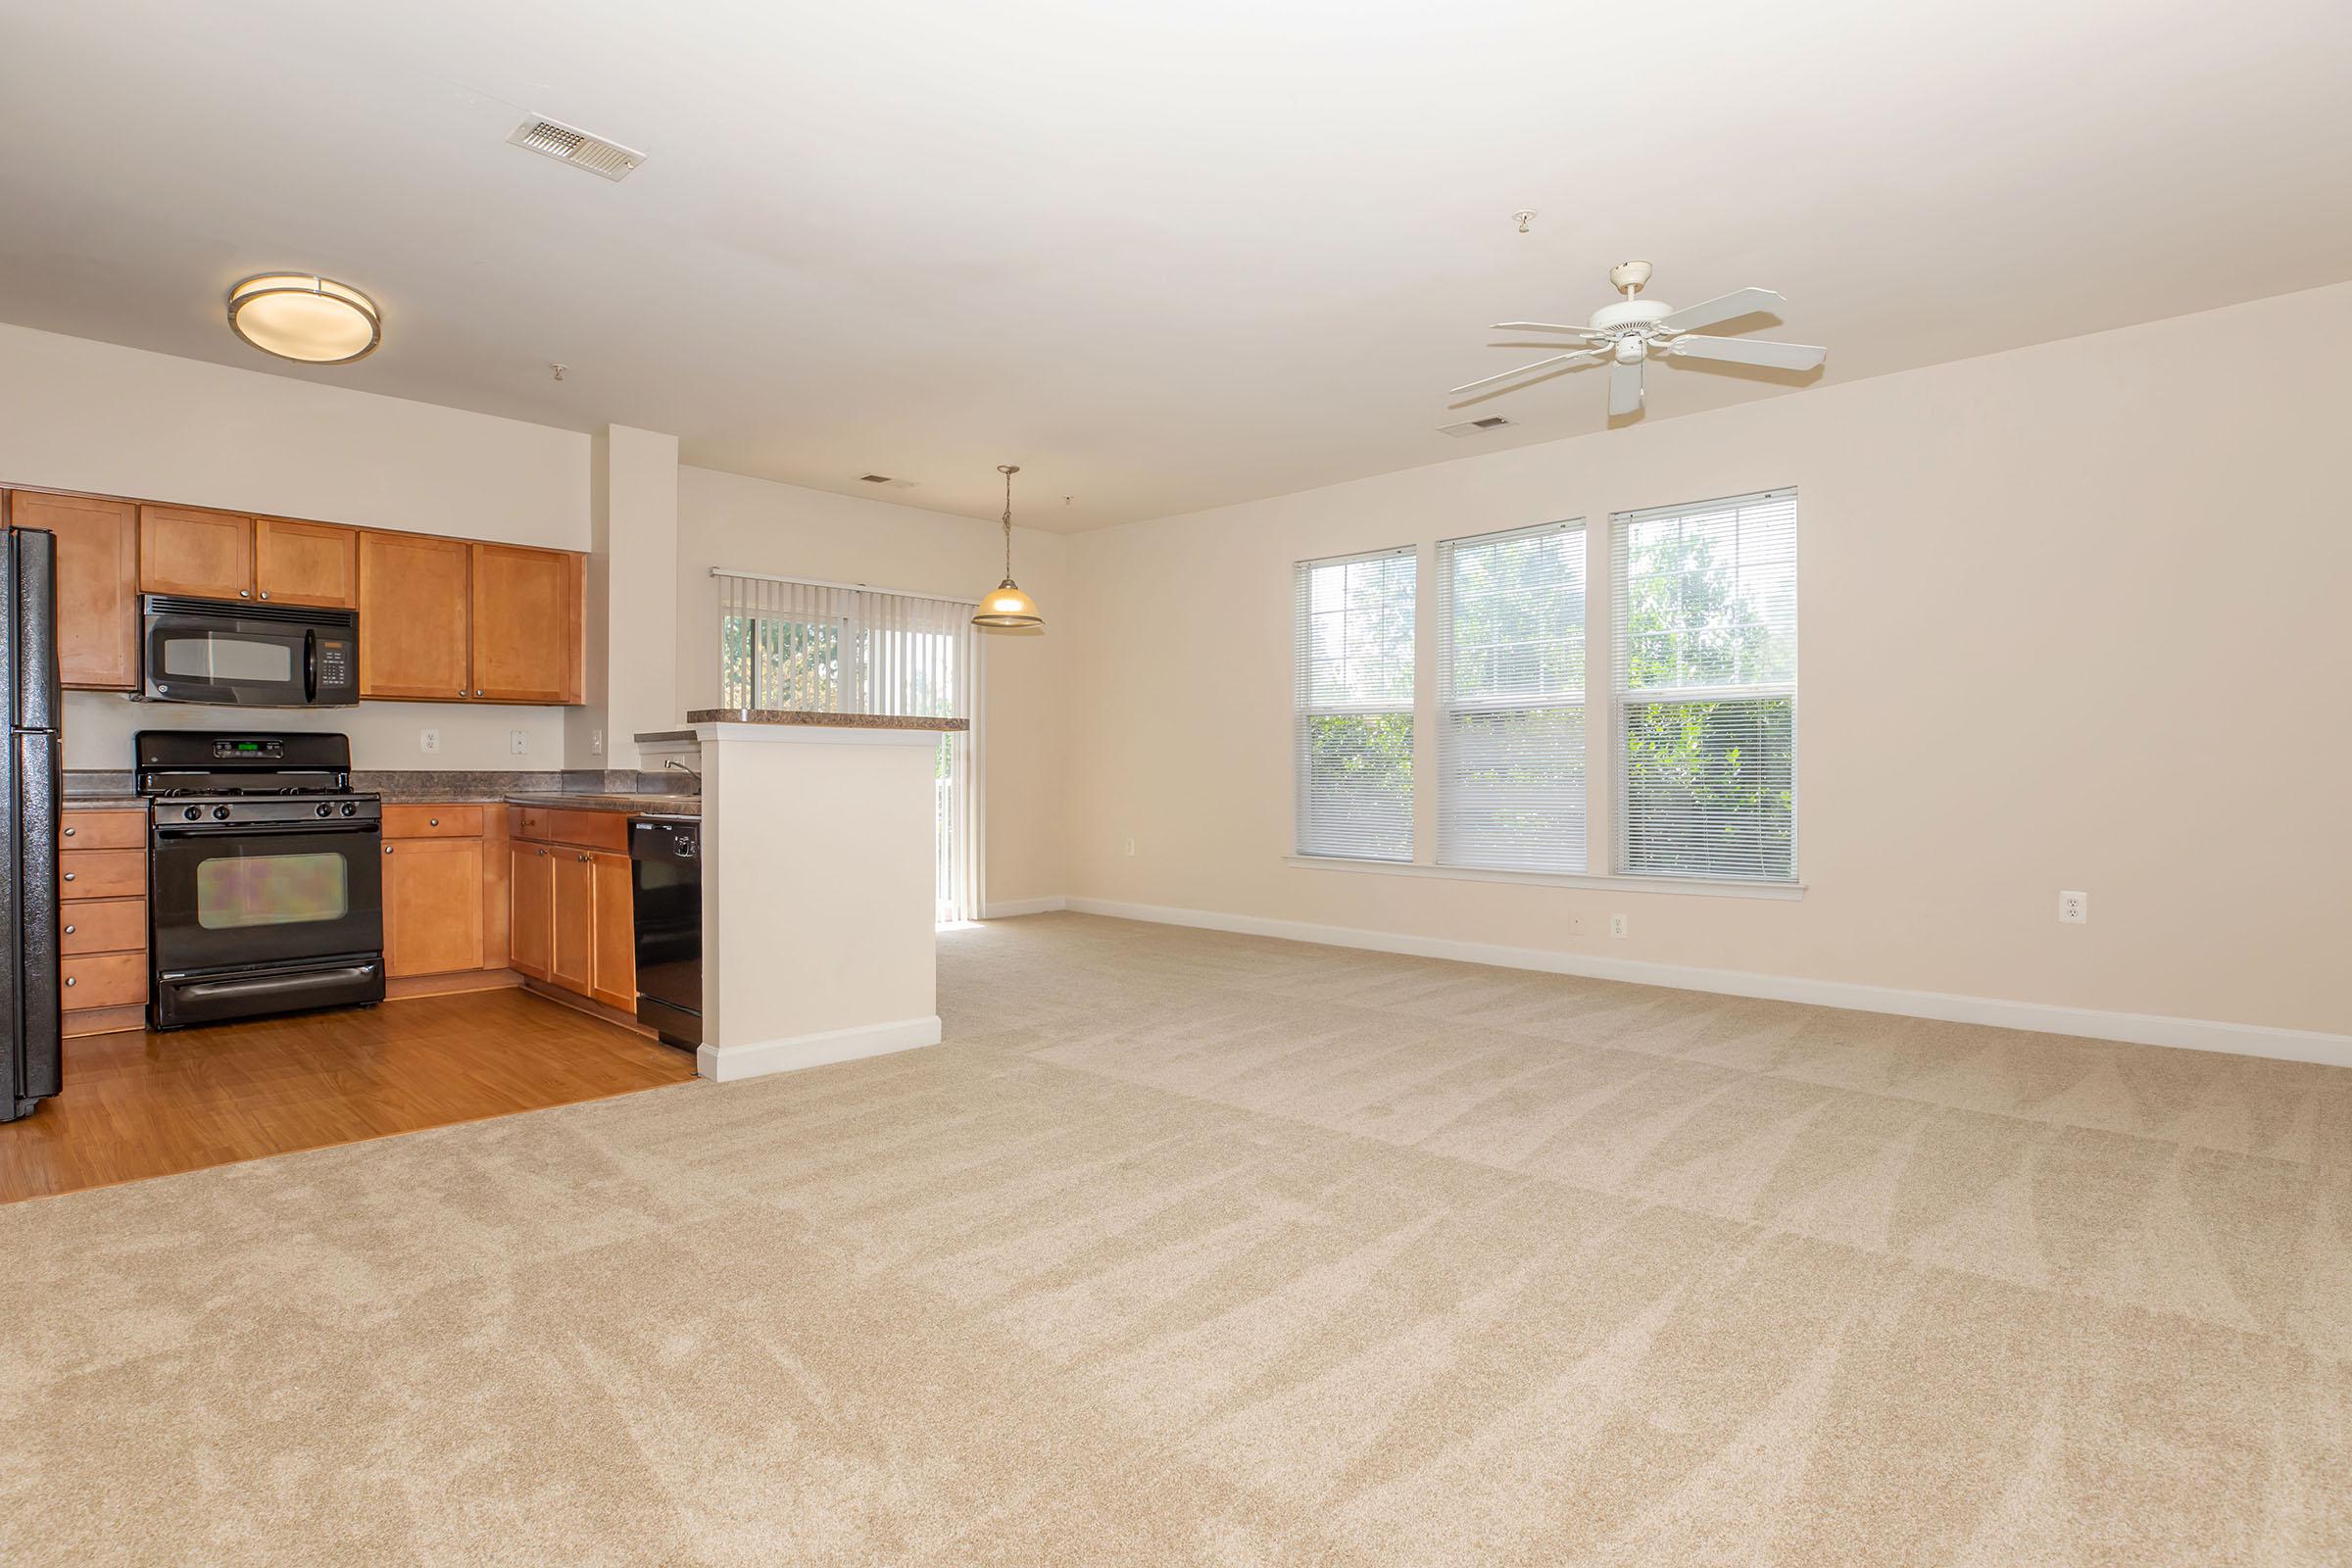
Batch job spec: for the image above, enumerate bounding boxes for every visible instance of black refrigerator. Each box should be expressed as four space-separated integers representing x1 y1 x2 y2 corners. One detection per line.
1 510 63 1123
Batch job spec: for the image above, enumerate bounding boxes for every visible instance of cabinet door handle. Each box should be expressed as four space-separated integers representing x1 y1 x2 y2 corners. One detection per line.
61 871 74 882
63 924 75 936
474 689 484 697
62 826 75 838
384 845 394 855
259 591 270 601
65 976 76 988
239 589 251 599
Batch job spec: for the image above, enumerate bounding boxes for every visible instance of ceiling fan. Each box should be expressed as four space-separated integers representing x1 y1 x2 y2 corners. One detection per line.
1451 261 1827 416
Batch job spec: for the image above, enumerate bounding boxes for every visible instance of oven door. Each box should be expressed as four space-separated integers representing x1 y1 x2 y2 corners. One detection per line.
150 819 384 976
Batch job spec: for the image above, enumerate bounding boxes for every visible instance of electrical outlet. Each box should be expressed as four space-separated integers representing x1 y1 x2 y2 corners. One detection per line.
418 728 440 755
590 729 604 757
1609 913 1629 939
2058 890 2088 924
510 730 528 756
1122 836 1137 858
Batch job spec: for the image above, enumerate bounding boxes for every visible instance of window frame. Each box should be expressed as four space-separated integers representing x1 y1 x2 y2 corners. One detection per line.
1607 487 1800 885
1292 544 1419 864
1434 517 1589 875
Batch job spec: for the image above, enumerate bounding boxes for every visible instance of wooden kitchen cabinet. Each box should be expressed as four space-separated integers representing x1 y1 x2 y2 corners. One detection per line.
358 532 471 700
253 517 359 609
382 837 486 977
138 505 253 600
510 842 555 980
588 851 636 1011
470 544 584 704
551 851 595 995
9 491 140 690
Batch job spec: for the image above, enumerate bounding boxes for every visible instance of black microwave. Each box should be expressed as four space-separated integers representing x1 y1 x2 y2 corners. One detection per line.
141 595 361 707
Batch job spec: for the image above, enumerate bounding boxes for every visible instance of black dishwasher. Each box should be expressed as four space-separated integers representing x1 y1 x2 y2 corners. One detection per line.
629 817 702 1050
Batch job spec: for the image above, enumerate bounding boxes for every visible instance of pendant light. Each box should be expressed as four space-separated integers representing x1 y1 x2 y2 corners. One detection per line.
226 273 381 364
972 464 1045 631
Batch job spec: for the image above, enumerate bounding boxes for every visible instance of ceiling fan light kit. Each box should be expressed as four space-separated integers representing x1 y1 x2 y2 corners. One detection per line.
1452 261 1827 418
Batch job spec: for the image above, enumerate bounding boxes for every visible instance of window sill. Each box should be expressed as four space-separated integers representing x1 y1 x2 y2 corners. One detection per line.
1282 855 1806 901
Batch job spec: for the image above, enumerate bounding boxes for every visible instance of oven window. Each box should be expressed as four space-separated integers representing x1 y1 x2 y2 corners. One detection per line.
162 635 295 683
196 853 350 928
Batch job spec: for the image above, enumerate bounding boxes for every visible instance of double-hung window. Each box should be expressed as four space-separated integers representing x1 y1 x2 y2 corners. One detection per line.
1437 521 1587 872
1611 488 1798 882
1293 548 1416 861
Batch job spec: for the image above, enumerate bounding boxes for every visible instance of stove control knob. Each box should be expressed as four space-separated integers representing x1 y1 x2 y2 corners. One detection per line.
340 802 358 817
182 806 203 821
316 803 332 818
212 806 231 821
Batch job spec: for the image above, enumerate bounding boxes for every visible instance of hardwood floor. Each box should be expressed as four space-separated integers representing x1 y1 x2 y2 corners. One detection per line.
0 990 697 1203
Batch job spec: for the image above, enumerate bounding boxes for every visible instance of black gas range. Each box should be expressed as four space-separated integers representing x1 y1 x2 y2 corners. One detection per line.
136 732 385 1028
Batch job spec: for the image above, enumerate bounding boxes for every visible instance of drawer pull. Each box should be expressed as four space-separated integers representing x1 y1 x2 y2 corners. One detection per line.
62 871 74 883
384 845 395 856
64 924 75 936
63 826 75 838
428 817 439 827
65 976 75 988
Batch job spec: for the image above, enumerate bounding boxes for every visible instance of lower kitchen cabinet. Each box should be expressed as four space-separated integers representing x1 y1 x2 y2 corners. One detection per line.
509 814 637 1011
510 843 555 980
382 837 485 977
551 851 595 994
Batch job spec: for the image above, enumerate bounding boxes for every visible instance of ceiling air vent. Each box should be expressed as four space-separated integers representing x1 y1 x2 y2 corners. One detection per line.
508 116 646 181
1438 416 1513 438
857 473 920 489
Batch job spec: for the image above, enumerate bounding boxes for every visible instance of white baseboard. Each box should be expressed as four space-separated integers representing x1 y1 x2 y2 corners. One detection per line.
982 896 1068 918
697 1015 942 1083
1058 897 2352 1069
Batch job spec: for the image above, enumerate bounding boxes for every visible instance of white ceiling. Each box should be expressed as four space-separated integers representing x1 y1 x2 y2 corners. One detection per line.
2 0 2347 531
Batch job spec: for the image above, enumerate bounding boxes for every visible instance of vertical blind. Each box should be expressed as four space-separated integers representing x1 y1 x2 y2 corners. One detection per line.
715 572 981 920
1294 548 1416 861
1437 521 1587 872
1610 488 1798 882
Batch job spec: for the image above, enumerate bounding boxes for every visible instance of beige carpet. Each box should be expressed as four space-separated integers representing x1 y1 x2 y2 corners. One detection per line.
3 912 2347 1565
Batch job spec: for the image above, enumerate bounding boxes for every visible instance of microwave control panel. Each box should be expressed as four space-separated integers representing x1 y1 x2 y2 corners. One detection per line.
318 639 355 690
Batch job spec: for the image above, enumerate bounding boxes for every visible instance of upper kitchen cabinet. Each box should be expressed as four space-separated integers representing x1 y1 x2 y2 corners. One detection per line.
252 517 359 608
470 544 583 704
358 531 472 700
138 505 252 600
8 490 139 690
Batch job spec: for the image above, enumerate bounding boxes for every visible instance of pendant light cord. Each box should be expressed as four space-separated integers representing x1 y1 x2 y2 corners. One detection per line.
998 464 1019 579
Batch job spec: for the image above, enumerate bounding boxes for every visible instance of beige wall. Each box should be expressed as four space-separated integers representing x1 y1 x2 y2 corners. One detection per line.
675 465 1069 906
1062 281 2352 1036
0 321 593 770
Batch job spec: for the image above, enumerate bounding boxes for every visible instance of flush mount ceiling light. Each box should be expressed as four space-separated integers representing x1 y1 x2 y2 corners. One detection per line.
972 465 1044 632
225 273 381 364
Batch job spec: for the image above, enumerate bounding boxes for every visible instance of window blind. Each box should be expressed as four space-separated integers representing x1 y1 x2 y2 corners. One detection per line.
715 571 980 919
1294 548 1416 861
1610 488 1797 882
1437 520 1587 872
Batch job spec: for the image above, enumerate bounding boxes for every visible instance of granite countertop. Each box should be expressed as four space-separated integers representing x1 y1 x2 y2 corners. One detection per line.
508 791 701 816
655 710 969 734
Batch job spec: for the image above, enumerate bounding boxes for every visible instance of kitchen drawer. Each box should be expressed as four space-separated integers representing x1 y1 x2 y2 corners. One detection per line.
61 898 146 956
511 806 546 842
62 951 148 1010
545 808 630 853
384 804 485 840
61 809 146 850
61 849 146 901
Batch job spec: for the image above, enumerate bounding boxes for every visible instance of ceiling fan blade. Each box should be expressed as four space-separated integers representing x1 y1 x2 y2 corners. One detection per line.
1447 351 1602 395
1489 321 1603 337
1609 356 1642 416
1656 287 1786 333
1667 334 1828 371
